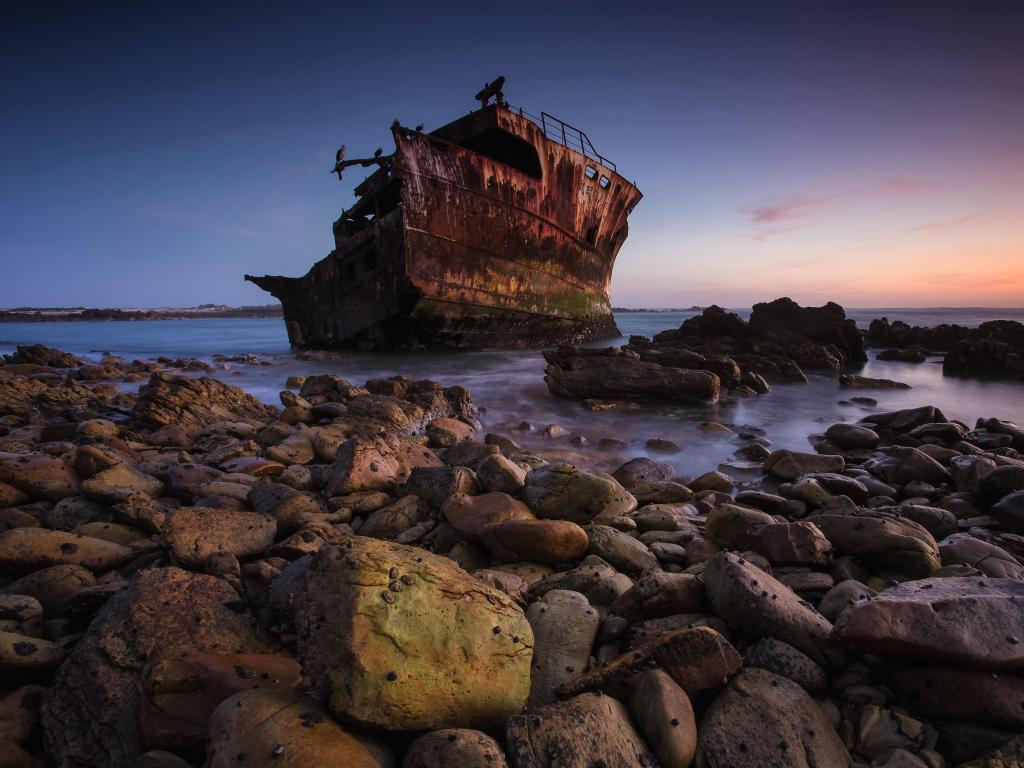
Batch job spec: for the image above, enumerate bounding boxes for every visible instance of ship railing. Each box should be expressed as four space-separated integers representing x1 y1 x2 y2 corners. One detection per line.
508 104 617 173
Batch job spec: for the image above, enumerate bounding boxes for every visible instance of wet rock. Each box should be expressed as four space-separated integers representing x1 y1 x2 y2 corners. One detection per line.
475 453 527 494
825 422 881 450
695 668 849 767
526 589 599 708
403 728 508 768
764 449 845 480
705 503 776 549
809 511 940 578
626 669 697 768
295 537 532 731
991 490 1024 532
704 551 839 667
585 524 658 574
163 507 276 569
860 406 948 433
558 626 741 699
612 457 675 489
43 567 272 768
3 344 87 368
0 453 80 502
839 375 910 389
425 417 475 448
506 691 657 768
207 689 386 768
832 577 1024 668
523 464 636 523
0 528 134 574
132 372 274 429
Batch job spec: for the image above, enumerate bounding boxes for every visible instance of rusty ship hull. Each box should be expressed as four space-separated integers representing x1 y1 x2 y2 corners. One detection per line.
246 100 642 349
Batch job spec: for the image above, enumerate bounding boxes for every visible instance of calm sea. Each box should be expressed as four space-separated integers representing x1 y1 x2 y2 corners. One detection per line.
2 308 1022 477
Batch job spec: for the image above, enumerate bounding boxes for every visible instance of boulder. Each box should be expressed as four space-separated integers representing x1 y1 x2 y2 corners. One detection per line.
991 490 1024 532
0 564 97 618
543 346 721 402
939 533 1024 579
294 537 532 730
627 669 697 768
206 689 386 768
704 503 775 549
743 637 827 692
526 590 599 708
557 626 740 699
43 567 272 768
612 457 675 489
0 630 64 681
523 464 637 523
704 551 839 667
809 511 940 578
0 528 134 574
825 423 880 449
132 372 274 429
402 729 508 768
0 453 80 502
506 691 657 768
695 668 850 767
750 522 832 566
882 663 1024 728
163 507 276 569
764 450 844 480
610 571 707 622
832 577 1024 668
585 524 658 574
325 436 408 496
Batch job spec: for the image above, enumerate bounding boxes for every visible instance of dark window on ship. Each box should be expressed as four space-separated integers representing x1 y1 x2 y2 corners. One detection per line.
344 262 356 283
599 175 610 189
585 165 598 180
458 128 543 179
585 225 598 245
363 250 378 273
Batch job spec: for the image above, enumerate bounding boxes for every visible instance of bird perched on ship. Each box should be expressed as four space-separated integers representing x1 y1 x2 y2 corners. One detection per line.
332 145 347 180
415 124 424 132
374 148 383 158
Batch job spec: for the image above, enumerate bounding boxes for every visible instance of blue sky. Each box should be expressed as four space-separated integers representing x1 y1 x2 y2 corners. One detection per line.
2 0 1022 308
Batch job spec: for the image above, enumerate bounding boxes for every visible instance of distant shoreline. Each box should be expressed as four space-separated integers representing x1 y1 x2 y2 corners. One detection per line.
0 305 283 323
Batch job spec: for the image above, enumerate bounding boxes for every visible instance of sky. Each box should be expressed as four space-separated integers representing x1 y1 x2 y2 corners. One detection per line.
1 0 1022 309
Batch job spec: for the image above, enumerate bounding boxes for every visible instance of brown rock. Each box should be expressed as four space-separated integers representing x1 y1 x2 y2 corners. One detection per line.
0 684 45 744
81 463 164 503
0 631 64 681
705 503 776 549
809 510 940 578
0 564 97 617
506 691 657 768
832 577 1024 668
0 528 134 574
526 590 599 708
883 663 1024 727
403 729 507 768
610 571 707 622
939 533 1024 579
206 689 386 768
557 626 741 699
325 435 408 496
750 521 832 566
43 567 273 768
627 669 697 768
132 372 274 429
0 453 80 502
695 668 849 767
704 551 840 667
163 507 276 569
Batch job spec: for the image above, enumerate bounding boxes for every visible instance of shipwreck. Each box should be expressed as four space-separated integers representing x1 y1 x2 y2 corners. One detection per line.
246 77 642 349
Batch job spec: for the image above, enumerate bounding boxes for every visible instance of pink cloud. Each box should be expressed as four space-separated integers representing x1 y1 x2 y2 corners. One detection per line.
747 176 940 240
907 209 1015 235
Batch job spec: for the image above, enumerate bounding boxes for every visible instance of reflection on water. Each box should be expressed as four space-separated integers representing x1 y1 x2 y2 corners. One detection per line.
1 313 1021 479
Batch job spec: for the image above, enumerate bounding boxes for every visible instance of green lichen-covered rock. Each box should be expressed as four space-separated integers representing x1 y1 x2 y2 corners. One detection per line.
295 536 533 731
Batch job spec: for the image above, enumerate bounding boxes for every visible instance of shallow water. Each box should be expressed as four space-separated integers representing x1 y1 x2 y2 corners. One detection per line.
1 310 1022 479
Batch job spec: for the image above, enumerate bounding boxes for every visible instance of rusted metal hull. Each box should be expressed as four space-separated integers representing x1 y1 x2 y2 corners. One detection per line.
246 105 642 350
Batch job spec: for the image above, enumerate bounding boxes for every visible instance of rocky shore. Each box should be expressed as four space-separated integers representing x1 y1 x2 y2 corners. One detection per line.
1 343 1024 767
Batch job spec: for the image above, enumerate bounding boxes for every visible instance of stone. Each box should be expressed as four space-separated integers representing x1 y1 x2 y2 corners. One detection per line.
523 464 637 523
839 374 910 389
586 524 658 574
43 567 272 768
559 626 740 700
249 481 335 533
750 522 832 566
0 630 64 680
526 589 599 708
163 507 276 569
402 729 508 768
953 735 1024 768
825 423 880 449
764 449 845 480
139 652 302 759
743 637 827 692
856 705 935 759
0 684 45 744
612 457 675 489
818 580 876 623
206 689 386 768
832 577 1024 668
610 571 707 622
810 511 940 578
0 453 80 502
426 417 475 448
325 436 407 496
132 372 274 429
295 537 532 731
704 551 840 667
475 453 527 494
695 668 849 767
939 533 1024 579
0 564 96 617
0 528 134 574
360 495 430 539
627 669 697 768
81 464 164 503
882 663 1024 728
265 434 315 465
690 471 733 493
991 490 1024 532
506 691 658 768
705 503 776 550
400 466 477 509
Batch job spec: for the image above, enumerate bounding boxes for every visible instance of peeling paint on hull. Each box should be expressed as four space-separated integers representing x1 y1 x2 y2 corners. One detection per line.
246 102 642 350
